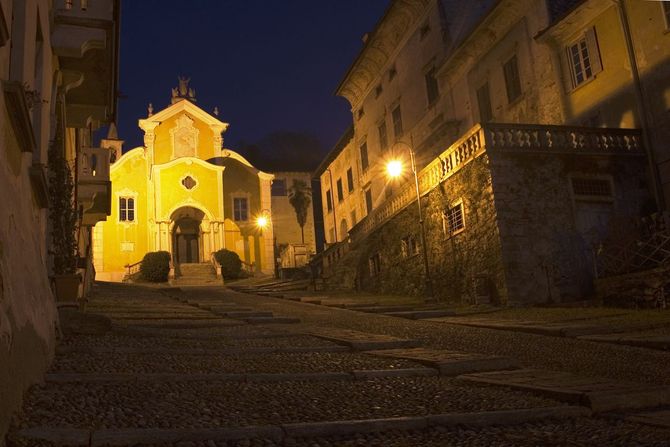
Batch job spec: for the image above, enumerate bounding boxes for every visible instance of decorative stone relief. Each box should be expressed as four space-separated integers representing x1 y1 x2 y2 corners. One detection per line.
170 115 199 159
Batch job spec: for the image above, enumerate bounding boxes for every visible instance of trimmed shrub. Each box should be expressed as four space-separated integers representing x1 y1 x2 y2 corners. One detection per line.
140 251 171 282
214 249 242 279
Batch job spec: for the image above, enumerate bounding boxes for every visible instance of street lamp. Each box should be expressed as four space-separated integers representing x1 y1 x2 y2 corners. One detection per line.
386 143 434 302
255 209 278 278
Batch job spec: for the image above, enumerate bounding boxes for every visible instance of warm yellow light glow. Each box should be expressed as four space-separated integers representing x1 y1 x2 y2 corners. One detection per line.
386 159 403 178
256 215 269 228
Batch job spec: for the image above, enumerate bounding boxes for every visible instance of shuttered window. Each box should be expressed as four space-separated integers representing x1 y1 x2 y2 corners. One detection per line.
566 27 602 89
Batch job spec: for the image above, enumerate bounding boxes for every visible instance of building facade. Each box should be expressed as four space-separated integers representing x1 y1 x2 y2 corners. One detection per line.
0 0 119 437
94 82 275 281
316 0 664 303
271 171 317 268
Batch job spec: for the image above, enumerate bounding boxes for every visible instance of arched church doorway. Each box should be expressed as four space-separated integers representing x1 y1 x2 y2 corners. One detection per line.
171 207 205 264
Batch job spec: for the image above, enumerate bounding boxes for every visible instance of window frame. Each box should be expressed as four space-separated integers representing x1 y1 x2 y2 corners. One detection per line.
364 188 373 214
360 141 369 172
233 197 249 222
392 104 403 139
325 189 333 212
424 66 440 106
271 178 287 196
664 2 670 30
565 27 602 90
476 82 493 123
119 196 136 223
346 168 354 192
336 178 344 202
503 54 522 104
400 234 419 258
442 201 465 237
378 119 388 152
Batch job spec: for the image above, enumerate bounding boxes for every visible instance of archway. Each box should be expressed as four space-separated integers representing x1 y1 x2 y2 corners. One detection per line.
171 207 205 264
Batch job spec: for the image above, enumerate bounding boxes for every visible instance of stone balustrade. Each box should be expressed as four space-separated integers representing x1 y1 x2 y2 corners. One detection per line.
350 123 644 240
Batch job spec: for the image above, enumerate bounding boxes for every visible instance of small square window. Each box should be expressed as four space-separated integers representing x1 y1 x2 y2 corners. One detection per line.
443 202 465 236
357 108 365 120
271 179 287 196
388 65 397 81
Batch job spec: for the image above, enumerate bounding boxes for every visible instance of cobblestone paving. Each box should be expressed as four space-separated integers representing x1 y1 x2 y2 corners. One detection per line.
7 282 670 446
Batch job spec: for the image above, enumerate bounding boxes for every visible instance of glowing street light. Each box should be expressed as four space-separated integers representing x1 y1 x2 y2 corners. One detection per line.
386 143 434 302
256 215 269 229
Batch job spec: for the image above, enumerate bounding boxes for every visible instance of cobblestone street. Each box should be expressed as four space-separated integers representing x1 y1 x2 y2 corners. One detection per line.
8 282 670 446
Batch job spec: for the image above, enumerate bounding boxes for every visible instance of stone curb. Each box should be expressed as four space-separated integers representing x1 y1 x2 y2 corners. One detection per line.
16 406 590 446
351 368 438 379
92 426 284 446
45 368 437 384
425 405 591 426
55 345 351 356
282 415 428 438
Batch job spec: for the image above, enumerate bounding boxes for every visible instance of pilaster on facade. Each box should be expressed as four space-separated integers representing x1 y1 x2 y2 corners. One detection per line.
258 172 275 274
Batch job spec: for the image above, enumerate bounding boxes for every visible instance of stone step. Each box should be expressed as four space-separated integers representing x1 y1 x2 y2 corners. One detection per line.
384 310 456 320
459 369 670 413
305 328 420 351
12 406 589 446
243 316 301 324
368 348 519 376
222 311 274 318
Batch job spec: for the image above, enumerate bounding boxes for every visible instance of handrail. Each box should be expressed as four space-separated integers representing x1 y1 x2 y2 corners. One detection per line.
124 260 142 278
210 252 221 278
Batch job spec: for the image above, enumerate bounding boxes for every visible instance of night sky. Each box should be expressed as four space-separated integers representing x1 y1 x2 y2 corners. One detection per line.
116 0 389 166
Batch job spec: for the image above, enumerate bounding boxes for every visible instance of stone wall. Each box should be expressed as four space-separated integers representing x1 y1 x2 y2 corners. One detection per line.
354 155 508 304
488 151 650 304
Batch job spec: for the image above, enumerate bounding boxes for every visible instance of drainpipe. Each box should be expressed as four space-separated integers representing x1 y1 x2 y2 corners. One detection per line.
614 0 665 211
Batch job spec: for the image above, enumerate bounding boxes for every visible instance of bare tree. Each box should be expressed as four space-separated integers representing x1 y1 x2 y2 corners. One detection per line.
288 179 312 244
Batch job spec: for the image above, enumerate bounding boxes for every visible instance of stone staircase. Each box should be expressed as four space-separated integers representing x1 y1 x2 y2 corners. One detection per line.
172 262 218 286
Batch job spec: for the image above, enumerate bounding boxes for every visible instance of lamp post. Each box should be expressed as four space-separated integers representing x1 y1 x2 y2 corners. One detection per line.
386 143 434 302
255 209 278 278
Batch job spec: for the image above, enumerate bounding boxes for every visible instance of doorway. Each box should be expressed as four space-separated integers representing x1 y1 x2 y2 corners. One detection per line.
171 207 205 264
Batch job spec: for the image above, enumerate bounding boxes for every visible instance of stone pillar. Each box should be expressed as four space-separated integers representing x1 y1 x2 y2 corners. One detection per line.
202 219 211 260
258 174 275 275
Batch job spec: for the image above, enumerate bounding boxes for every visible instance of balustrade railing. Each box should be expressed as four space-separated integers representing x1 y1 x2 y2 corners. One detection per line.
350 123 644 240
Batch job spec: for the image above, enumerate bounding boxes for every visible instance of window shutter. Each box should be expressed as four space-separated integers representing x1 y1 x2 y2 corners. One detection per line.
585 27 602 75
563 47 576 92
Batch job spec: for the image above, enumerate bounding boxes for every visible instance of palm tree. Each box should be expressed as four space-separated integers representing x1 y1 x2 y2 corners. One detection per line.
288 179 312 244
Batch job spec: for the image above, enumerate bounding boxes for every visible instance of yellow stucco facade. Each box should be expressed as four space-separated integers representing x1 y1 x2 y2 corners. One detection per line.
95 91 274 281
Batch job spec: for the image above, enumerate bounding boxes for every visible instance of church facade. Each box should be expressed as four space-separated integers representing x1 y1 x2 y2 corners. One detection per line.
95 80 274 281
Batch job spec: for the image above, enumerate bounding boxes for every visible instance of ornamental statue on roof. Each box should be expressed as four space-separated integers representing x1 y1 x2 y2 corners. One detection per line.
171 76 197 104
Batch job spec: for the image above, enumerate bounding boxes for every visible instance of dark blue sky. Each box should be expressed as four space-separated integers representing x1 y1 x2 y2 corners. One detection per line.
117 0 389 156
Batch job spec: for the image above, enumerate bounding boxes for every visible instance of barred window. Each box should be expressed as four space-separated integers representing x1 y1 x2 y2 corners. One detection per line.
571 177 613 199
119 197 135 222
401 235 419 258
443 202 465 236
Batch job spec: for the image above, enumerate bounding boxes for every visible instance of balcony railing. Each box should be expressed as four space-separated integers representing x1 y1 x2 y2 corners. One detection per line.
78 147 111 182
350 123 644 240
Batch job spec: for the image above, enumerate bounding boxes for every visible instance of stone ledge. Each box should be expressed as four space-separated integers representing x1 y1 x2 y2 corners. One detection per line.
91 426 284 446
282 416 427 438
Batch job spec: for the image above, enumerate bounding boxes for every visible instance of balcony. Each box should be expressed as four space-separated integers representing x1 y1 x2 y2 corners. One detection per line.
350 123 644 240
53 0 119 129
78 147 112 225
